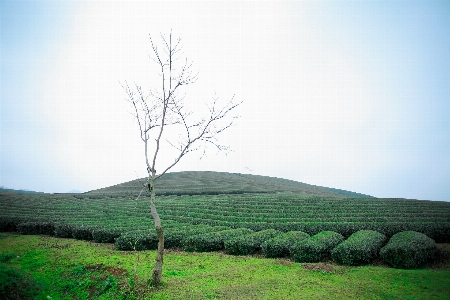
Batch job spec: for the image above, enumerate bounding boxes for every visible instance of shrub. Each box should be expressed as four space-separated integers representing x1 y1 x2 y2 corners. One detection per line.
165 225 230 249
115 230 158 251
224 229 281 255
0 217 23 232
183 228 253 252
290 231 344 263
16 222 55 236
380 231 437 269
54 224 75 238
261 231 310 258
0 264 41 299
331 230 387 266
72 226 95 241
92 228 122 243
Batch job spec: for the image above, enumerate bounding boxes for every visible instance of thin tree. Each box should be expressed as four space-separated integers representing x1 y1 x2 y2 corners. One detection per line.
122 32 241 286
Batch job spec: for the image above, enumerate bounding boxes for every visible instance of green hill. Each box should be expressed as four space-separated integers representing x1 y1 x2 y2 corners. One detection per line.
86 171 374 198
2 171 450 244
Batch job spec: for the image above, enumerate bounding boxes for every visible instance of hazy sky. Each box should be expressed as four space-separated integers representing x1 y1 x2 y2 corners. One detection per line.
1 1 449 201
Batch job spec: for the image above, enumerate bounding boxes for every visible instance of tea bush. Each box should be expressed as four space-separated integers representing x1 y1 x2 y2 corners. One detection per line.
261 231 310 258
92 228 122 243
114 230 158 251
380 231 436 269
183 228 253 252
164 225 230 249
54 224 75 238
0 217 24 232
331 230 387 265
17 222 55 235
71 226 95 241
224 229 281 255
290 231 344 262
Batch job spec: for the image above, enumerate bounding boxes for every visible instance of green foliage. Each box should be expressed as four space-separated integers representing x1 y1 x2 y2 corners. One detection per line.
0 253 16 263
114 230 158 251
0 264 41 299
331 230 387 266
0 217 23 232
92 228 121 243
183 228 254 252
54 224 75 238
380 231 437 269
17 221 55 235
164 225 230 249
72 225 95 241
290 231 344 263
224 229 281 255
261 231 310 258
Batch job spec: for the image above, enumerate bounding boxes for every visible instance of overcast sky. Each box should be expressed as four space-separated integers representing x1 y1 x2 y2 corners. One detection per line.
1 1 449 201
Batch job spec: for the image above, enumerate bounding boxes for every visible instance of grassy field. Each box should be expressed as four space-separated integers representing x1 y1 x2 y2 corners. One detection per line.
1 233 450 299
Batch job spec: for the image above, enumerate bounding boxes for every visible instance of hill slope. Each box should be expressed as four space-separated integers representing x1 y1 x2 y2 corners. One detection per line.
86 171 373 198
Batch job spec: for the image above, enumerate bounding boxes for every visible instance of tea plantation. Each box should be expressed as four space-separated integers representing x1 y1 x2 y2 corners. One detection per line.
1 171 449 268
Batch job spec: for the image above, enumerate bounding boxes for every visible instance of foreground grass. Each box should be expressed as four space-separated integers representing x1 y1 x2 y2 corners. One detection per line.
1 233 449 299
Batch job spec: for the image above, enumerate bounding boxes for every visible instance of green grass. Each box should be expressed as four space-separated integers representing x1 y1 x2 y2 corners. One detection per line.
1 233 449 299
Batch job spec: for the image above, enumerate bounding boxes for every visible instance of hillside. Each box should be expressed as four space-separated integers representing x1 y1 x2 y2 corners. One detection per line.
86 171 374 198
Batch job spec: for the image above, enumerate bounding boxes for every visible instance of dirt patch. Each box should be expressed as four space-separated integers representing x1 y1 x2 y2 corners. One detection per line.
302 262 339 274
105 266 127 276
274 259 293 266
88 286 99 299
85 264 127 276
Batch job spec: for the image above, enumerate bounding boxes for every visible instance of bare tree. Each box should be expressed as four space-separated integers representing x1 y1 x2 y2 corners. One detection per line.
122 32 241 286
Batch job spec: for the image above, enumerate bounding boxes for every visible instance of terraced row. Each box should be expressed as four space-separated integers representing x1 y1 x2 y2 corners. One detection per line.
1 190 450 241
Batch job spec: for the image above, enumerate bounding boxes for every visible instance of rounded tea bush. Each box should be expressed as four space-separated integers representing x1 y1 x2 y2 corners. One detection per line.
54 224 75 238
290 231 344 263
261 231 310 258
92 228 122 243
380 231 436 269
225 229 281 255
331 230 387 266
115 230 158 251
16 221 55 236
71 226 95 241
183 228 253 252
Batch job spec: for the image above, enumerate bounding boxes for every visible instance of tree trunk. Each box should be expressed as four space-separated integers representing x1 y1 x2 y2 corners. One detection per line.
149 179 164 286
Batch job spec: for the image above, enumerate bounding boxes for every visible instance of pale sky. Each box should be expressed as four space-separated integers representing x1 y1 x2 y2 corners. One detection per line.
1 1 449 201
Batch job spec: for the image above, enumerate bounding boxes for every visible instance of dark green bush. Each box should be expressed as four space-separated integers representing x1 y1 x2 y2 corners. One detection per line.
16 222 55 235
380 231 437 269
290 231 344 262
0 217 23 232
72 226 95 241
224 229 281 255
331 230 387 266
17 222 41 235
114 230 158 251
183 228 253 252
92 228 122 243
165 225 230 249
261 231 310 258
0 264 41 299
54 224 75 238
